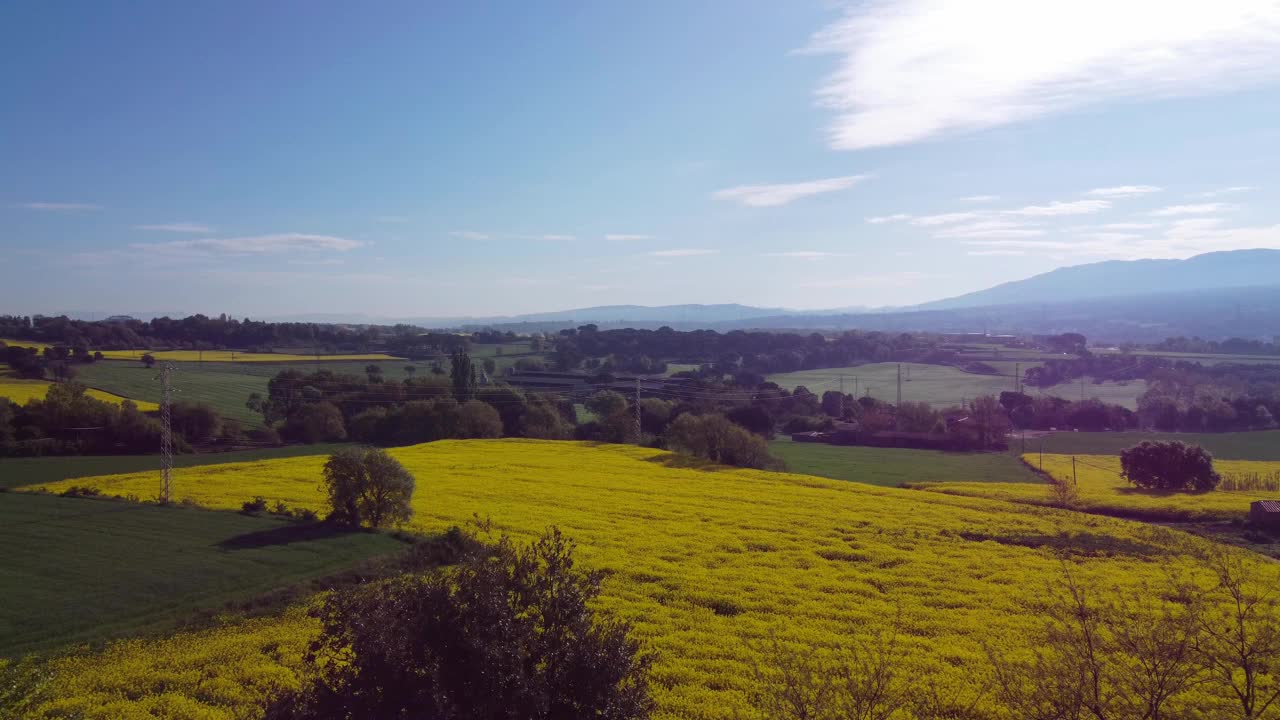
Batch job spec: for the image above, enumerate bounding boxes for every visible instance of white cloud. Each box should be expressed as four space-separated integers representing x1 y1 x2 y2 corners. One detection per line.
1098 222 1160 230
131 233 365 255
648 249 719 257
1004 200 1111 216
18 202 101 211
1195 186 1256 197
968 249 1027 256
762 251 846 258
806 0 1280 150
963 216 1280 259
960 195 1000 203
449 231 490 241
1085 185 1162 197
1149 203 1235 216
934 220 1045 238
713 175 869 207
135 222 215 234
604 234 652 241
866 213 912 224
910 212 983 226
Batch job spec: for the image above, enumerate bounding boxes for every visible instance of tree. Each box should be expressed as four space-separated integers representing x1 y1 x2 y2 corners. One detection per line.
1120 441 1220 492
283 401 348 444
665 413 781 470
965 395 1010 450
170 401 221 443
365 364 384 384
820 390 847 418
265 528 653 720
482 357 496 375
726 404 774 438
404 365 416 376
320 447 415 528
519 403 574 439
450 349 477 401
140 353 156 369
456 399 503 438
586 390 628 419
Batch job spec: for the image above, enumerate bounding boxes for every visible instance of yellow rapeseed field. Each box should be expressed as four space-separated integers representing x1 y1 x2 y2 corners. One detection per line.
22 440 1253 720
914 453 1280 521
0 378 160 412
0 337 53 352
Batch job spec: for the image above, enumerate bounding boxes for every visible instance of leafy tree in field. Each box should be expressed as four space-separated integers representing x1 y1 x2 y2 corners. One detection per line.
482 357 496 375
664 413 781 470
265 528 653 720
170 401 221 443
140 353 156 369
365 364 384 384
1120 441 1220 492
820 390 846 418
282 401 347 444
321 447 415 528
518 403 574 439
456 399 503 438
586 390 628 418
726 404 774 438
449 349 477 401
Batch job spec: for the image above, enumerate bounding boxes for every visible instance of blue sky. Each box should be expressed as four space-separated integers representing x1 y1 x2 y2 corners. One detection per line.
3 0 1280 319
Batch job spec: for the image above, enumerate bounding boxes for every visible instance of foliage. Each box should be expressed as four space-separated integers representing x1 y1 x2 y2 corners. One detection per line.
456 399 503 438
321 446 415 528
1121 441 1221 492
449 349 477 401
266 528 653 720
282 401 348 444
664 413 781 469
0 383 175 457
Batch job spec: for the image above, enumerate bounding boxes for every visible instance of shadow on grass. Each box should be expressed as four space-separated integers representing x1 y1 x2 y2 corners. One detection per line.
642 453 731 472
218 521 361 550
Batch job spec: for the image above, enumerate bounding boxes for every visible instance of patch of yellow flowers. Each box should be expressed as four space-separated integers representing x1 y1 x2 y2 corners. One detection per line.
915 453 1280 521
21 440 1274 719
0 378 160 412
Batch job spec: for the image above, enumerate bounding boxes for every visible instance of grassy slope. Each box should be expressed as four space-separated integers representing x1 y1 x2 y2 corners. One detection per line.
916 453 1280 522
25 439 1248 720
0 443 350 489
0 493 402 657
1025 429 1280 460
769 437 1038 486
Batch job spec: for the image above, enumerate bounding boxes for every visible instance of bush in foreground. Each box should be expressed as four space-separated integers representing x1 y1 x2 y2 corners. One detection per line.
1121 440 1220 492
265 528 653 720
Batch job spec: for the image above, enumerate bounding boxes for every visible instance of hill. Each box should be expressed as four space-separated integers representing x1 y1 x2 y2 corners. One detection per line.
914 249 1280 311
18 439 1253 719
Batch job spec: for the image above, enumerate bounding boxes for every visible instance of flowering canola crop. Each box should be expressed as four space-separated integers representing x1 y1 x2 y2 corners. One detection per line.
915 453 1280 521
0 378 160 411
22 440 1264 719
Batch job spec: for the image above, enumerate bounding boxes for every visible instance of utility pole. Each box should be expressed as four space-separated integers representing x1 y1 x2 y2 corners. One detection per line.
1072 455 1078 487
896 363 902 431
158 363 175 503
1015 362 1020 394
896 364 902 407
634 377 642 443
853 376 858 398
839 374 844 395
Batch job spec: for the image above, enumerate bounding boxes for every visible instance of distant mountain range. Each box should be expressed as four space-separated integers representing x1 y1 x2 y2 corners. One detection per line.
44 249 1280 342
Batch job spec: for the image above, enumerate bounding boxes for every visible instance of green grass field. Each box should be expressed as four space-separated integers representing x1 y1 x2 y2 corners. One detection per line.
0 443 350 489
769 437 1039 486
1021 430 1280 461
0 493 403 657
1093 349 1280 365
766 362 1148 409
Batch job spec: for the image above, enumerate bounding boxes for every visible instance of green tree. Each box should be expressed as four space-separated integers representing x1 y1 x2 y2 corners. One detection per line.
320 447 415 528
450 349 477 401
456 400 503 438
140 353 156 369
283 401 348 444
265 528 652 720
1121 441 1220 492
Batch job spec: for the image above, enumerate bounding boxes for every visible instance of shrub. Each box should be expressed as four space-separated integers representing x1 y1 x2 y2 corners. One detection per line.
241 496 267 513
456 399 503 438
665 413 783 470
1120 441 1221 492
281 401 347 444
264 528 653 720
322 447 415 528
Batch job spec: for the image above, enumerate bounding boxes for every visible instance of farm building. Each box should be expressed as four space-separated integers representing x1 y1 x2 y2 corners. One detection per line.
1250 500 1280 529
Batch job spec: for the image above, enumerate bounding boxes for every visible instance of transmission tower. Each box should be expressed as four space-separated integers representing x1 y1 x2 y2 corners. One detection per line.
158 363 175 503
633 377 643 443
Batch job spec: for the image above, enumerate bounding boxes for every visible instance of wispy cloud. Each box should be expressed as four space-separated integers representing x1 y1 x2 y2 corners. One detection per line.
135 222 214 234
17 202 101 211
910 212 983 226
967 249 1026 256
538 234 576 241
1085 185 1162 197
964 216 1280 259
802 271 935 289
1098 222 1160 230
806 0 1280 150
762 251 847 258
648 249 719 257
866 213 912 224
131 233 365 255
960 195 1000 203
1004 200 1110 217
604 234 652 241
449 231 490 241
1149 203 1234 216
934 220 1044 238
1194 186 1255 198
713 175 869 207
